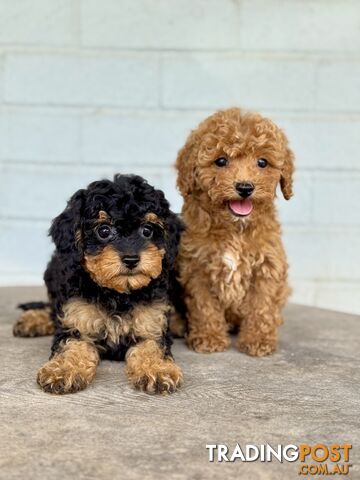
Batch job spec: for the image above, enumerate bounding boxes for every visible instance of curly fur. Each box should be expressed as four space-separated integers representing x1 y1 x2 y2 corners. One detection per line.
126 339 183 394
13 307 54 337
15 174 184 394
175 108 294 356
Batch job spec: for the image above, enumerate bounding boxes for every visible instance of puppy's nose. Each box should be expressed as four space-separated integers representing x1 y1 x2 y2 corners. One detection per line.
122 255 139 270
235 182 255 198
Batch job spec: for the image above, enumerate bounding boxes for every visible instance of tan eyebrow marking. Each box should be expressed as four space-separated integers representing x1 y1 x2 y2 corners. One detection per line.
95 210 112 225
144 213 164 228
98 210 109 221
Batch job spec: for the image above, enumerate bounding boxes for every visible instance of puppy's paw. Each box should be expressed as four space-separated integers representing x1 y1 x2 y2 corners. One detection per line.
237 334 277 357
187 333 230 353
129 361 183 395
37 360 92 394
13 309 54 337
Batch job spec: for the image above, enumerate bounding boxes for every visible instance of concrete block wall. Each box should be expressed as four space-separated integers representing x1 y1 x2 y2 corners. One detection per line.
0 0 359 314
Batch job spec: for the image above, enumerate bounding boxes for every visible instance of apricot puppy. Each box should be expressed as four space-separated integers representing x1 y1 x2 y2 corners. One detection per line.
175 108 294 356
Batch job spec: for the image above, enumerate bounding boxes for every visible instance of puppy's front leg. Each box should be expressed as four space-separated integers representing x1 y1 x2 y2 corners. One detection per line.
37 339 99 394
126 339 183 394
126 302 183 394
237 262 288 357
185 282 230 353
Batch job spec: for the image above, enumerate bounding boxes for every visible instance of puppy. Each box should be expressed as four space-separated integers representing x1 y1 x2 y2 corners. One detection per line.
14 174 184 394
175 108 294 356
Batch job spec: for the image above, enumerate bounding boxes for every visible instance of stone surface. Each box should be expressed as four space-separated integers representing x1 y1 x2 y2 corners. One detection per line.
0 287 359 479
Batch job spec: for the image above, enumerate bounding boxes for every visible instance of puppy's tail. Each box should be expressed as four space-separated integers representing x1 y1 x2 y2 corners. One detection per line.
18 301 50 311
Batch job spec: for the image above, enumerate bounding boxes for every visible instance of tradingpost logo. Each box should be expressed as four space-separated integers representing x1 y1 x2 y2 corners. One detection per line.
206 443 352 475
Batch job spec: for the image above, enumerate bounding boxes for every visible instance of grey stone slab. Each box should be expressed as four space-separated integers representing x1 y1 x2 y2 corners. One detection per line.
0 287 359 480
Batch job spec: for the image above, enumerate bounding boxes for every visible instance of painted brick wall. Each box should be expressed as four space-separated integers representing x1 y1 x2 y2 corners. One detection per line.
0 0 359 314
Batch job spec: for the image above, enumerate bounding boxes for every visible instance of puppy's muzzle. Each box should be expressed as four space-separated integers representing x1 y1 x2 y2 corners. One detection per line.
235 182 255 198
121 255 140 270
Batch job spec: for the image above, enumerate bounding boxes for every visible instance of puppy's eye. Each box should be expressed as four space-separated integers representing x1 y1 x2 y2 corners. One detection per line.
214 157 228 167
257 158 268 168
96 224 113 240
140 224 153 239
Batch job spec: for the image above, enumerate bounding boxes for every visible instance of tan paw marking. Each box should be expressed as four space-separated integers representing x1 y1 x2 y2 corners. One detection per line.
132 361 183 394
126 339 183 394
13 309 54 337
37 361 91 394
37 340 99 394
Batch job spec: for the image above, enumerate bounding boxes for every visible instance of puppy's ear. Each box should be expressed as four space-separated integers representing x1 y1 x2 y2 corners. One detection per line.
176 133 197 197
49 189 85 254
280 145 295 200
165 212 184 267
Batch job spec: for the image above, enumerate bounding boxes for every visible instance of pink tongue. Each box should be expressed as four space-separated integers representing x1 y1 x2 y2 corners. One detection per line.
229 199 253 216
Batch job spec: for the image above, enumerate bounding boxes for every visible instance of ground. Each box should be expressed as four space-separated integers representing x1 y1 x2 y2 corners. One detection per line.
0 287 359 480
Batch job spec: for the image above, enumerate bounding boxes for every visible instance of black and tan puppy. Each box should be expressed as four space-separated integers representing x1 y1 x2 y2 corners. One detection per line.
13 174 184 394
